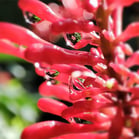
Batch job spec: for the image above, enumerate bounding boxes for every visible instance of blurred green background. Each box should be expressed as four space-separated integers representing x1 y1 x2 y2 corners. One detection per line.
0 0 139 139
0 0 41 139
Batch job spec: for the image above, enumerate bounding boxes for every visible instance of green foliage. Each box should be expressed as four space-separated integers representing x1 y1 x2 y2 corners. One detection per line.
0 79 40 139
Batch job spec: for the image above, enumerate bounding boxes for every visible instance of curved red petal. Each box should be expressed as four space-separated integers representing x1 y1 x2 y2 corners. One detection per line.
62 98 112 118
0 40 26 59
51 64 92 74
38 98 67 116
81 0 99 13
125 51 139 67
0 22 48 47
108 107 124 139
129 87 139 98
39 81 71 101
52 133 108 139
51 20 99 34
61 0 83 18
116 22 139 42
18 0 62 22
25 43 103 65
110 0 139 10
21 121 110 139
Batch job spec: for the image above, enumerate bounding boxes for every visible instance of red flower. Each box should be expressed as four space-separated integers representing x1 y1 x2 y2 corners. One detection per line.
0 0 139 139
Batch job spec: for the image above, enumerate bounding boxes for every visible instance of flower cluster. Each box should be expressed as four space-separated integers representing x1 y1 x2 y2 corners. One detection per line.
0 0 139 138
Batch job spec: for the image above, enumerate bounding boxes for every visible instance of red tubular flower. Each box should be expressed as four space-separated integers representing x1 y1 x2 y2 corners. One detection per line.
69 86 105 100
109 0 139 10
125 51 139 68
0 40 25 59
0 22 48 47
39 82 71 102
53 64 93 84
72 39 94 49
129 87 139 99
80 0 100 13
115 22 139 43
18 0 62 22
51 64 92 75
52 133 108 139
24 43 105 65
73 111 111 124
119 43 133 56
38 98 68 116
68 70 108 100
50 19 100 34
61 0 83 18
1 0 139 138
108 107 124 139
21 120 110 139
62 97 112 119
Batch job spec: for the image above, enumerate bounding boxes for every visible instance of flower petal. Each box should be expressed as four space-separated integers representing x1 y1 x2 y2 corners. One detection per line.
73 111 110 123
129 87 139 98
0 22 48 47
51 64 92 74
81 0 99 13
61 0 83 18
18 0 61 22
38 98 68 116
25 43 104 65
52 133 108 139
62 97 112 118
39 81 71 101
108 107 124 139
116 22 139 42
21 121 110 139
51 19 99 34
0 40 25 59
109 0 139 10
119 43 133 56
125 51 139 67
